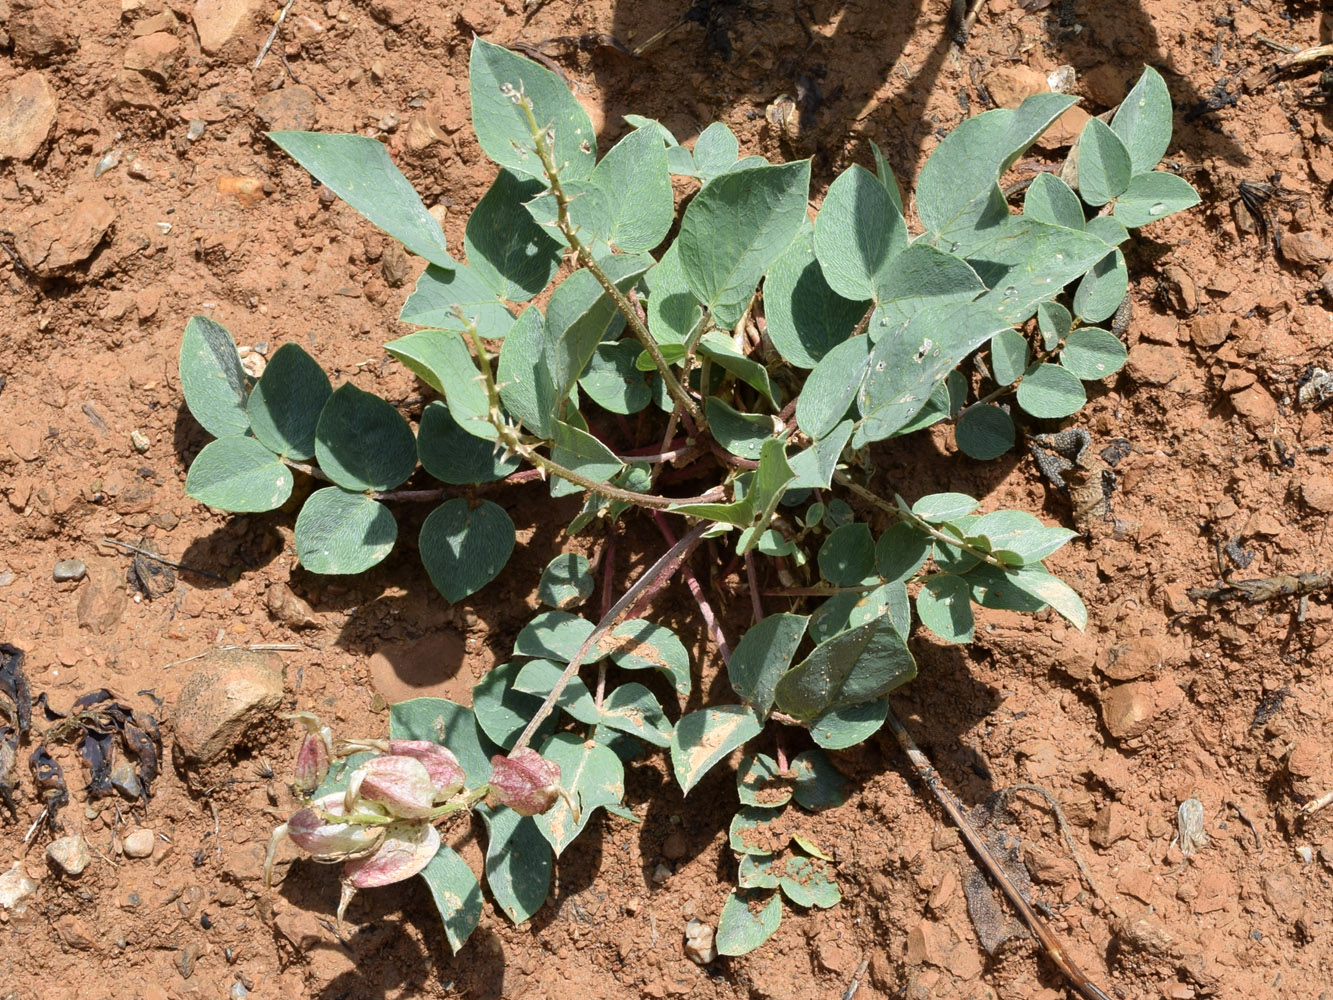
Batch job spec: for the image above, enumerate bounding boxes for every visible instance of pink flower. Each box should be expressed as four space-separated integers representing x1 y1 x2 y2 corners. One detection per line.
336 819 440 935
264 794 384 887
486 748 563 816
385 740 466 800
345 755 435 820
284 712 332 795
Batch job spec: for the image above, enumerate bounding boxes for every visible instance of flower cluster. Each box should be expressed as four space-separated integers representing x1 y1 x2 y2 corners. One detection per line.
265 718 567 934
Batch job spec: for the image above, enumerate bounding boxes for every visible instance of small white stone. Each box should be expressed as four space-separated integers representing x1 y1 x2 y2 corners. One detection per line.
651 862 671 885
0 864 37 910
683 918 717 965
47 836 92 876
122 828 156 858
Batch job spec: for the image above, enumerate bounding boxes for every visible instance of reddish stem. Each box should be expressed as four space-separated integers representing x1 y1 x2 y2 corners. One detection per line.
744 551 763 625
644 511 732 665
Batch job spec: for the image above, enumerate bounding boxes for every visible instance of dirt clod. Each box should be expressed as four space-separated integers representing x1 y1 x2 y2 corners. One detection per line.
0 71 58 162
172 648 284 763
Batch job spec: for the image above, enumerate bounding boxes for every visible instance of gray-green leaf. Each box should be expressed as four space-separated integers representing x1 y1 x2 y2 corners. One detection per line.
314 383 417 491
670 705 763 794
246 342 331 460
418 498 516 602
180 315 249 438
294 487 396 573
185 436 292 512
716 890 782 956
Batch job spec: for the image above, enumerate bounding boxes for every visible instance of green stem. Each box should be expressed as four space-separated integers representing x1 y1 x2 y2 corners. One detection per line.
515 93 707 432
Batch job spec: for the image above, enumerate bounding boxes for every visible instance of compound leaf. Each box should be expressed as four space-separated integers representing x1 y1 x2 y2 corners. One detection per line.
728 613 809 715
670 705 763 794
419 498 516 602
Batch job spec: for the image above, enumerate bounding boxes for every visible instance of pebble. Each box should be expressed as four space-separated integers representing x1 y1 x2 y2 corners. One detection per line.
193 0 268 58
110 760 142 800
131 429 150 453
173 647 285 763
683 918 716 965
46 836 92 876
53 559 87 582
0 865 38 911
122 828 156 858
661 830 688 861
1300 474 1333 513
0 71 59 162
651 863 672 884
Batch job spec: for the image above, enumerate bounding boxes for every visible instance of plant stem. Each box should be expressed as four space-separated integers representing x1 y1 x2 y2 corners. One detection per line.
373 488 449 502
650 511 731 664
744 551 763 625
511 522 712 754
283 459 333 483
516 94 706 432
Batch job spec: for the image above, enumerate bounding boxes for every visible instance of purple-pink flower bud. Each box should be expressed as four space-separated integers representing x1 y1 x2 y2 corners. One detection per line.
265 793 384 887
486 749 562 816
385 740 466 799
283 712 332 795
346 755 435 819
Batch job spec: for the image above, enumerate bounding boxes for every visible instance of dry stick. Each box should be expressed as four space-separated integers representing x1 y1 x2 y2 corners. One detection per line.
254 0 297 69
1000 782 1104 900
99 538 226 582
511 522 711 754
884 706 1116 1000
650 511 731 664
840 958 871 1000
1302 789 1333 819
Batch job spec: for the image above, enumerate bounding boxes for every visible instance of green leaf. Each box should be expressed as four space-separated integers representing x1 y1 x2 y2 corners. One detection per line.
918 94 1078 250
418 402 518 486
599 682 673 747
537 553 594 609
602 619 691 696
790 749 847 811
788 420 853 490
870 140 905 214
464 168 563 302
893 370 966 437
180 315 250 438
956 404 1016 461
809 698 888 749
543 255 653 406
314 383 416 491
580 340 652 415
966 218 1113 325
1073 249 1128 324
912 493 979 521
706 397 777 461
644 242 702 346
729 805 783 855
1023 172 1085 230
778 856 840 909
716 890 782 956
294 487 396 573
1113 171 1201 228
1061 327 1128 381
469 37 595 182
813 164 909 301
1075 118 1133 207
514 610 599 663
1037 301 1072 351
858 581 911 638
534 732 625 856
691 122 740 181
245 343 330 460
697 333 780 407
866 245 986 332
588 126 674 252
875 522 931 584
185 437 292 512
738 754 793 808
670 705 763 794
795 335 872 440
1110 66 1174 175
314 751 375 799
728 613 808 715
526 180 614 252
418 498 516 602
1007 565 1088 628
550 420 626 498
965 562 1050 613
792 834 835 862
764 224 867 369
916 574 975 643
399 262 515 340
1015 362 1086 418
496 307 555 438
679 160 811 328
738 854 780 890
473 660 548 749
1084 215 1130 247
477 806 552 924
390 699 493 784
774 618 916 720
990 328 1029 386
420 847 483 954
385 329 495 440
667 499 754 527
512 658 598 724
969 510 1077 565
739 437 799 556
268 132 451 269
818 523 875 586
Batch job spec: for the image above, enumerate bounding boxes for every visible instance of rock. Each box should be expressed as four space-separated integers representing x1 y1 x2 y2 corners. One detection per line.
1125 344 1181 387
1089 802 1133 848
1230 384 1277 432
683 918 716 965
77 559 127 634
1279 229 1333 268
193 0 267 58
0 864 37 910
662 830 688 861
1158 265 1198 314
1190 313 1233 349
1300 475 1333 513
173 647 284 763
12 185 116 279
254 85 318 131
1113 910 1179 959
1100 677 1182 740
110 760 142 799
122 828 155 858
10 1 79 61
983 65 1048 108
52 558 87 582
122 31 183 86
46 836 92 876
1039 105 1091 149
1102 636 1163 681
0 72 58 162
54 913 97 950
266 582 318 628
